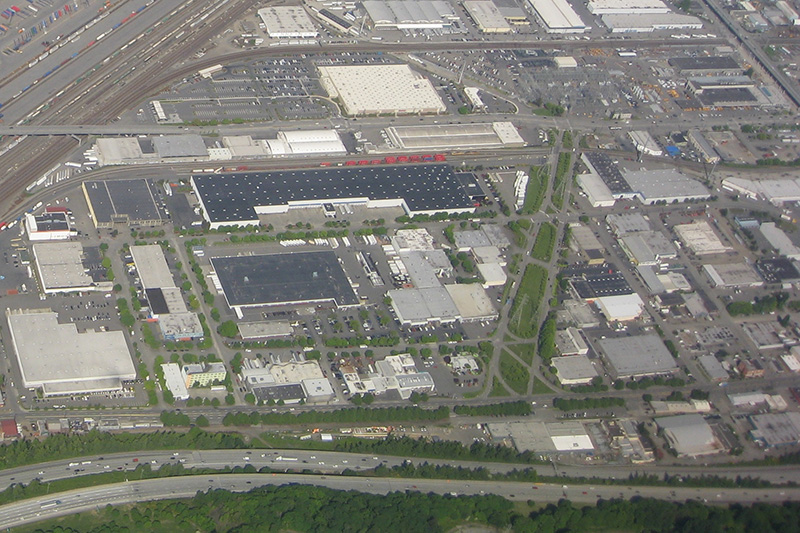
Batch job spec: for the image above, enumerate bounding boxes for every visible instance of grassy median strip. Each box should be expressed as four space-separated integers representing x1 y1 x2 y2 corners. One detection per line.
508 264 548 338
551 152 571 209
499 351 530 395
530 222 556 262
519 166 548 215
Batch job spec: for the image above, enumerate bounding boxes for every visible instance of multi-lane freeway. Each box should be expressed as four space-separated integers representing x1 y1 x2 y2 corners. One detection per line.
1 472 799 530
1 448 800 494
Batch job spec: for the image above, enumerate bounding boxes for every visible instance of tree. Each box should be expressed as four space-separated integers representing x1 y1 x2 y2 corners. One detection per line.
225 394 235 405
217 320 239 338
120 312 135 328
244 393 256 405
195 415 210 427
210 308 221 322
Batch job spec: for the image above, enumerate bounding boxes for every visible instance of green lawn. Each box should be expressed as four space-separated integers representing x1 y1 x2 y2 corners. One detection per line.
500 350 531 395
508 264 548 338
531 377 553 395
520 166 548 214
489 377 510 397
508 343 536 366
530 222 556 262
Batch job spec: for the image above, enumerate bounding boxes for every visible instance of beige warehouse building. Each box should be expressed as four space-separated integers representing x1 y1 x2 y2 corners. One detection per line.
318 64 446 116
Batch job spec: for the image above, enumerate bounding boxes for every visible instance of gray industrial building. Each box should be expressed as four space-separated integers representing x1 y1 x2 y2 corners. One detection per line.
656 414 723 457
212 252 359 311
192 165 475 229
33 242 98 294
749 412 800 448
82 179 166 228
6 309 136 397
597 334 679 378
388 286 460 325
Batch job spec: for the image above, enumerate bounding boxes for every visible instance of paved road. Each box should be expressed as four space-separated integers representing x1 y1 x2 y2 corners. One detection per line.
3 449 800 493
1 473 798 530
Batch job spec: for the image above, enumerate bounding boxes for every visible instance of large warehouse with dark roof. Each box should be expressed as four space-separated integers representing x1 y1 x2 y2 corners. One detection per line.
82 179 166 228
191 165 475 229
211 251 359 311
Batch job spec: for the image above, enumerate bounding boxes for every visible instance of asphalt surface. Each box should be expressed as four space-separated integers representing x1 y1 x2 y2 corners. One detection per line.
1 473 798 530
2 449 800 493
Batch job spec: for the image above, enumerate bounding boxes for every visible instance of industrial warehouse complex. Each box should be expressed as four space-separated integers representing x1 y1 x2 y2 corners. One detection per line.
318 64 447 116
0 0 799 494
191 164 476 228
211 252 360 312
6 309 136 397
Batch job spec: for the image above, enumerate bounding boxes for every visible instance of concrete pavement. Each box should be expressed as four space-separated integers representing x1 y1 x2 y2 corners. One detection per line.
1 472 799 530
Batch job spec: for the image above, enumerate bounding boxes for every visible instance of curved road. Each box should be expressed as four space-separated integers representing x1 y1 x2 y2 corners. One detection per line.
1 473 799 530
1 449 800 493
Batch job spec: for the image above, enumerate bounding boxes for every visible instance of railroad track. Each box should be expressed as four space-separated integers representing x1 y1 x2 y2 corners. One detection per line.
0 0 254 218
0 27 732 219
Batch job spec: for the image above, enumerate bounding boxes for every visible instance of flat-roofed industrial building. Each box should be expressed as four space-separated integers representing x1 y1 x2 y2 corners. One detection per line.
191 165 475 229
130 244 175 290
552 355 598 385
598 334 679 378
602 13 703 32
82 179 166 228
463 0 512 32
211 252 359 312
526 0 587 32
588 0 671 14
257 6 319 38
385 122 525 150
318 64 446 116
33 242 97 294
674 221 733 255
656 414 723 457
703 263 764 288
388 286 460 326
7 308 136 397
362 0 458 29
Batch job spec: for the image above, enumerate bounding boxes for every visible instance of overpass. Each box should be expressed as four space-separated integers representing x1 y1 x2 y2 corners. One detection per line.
0 125 189 136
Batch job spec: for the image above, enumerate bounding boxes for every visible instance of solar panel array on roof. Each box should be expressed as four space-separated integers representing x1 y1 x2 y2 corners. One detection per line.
83 179 165 227
145 288 170 315
31 212 70 232
211 251 359 309
583 152 632 195
756 258 800 284
192 164 474 224
563 263 634 299
697 88 757 106
668 56 740 72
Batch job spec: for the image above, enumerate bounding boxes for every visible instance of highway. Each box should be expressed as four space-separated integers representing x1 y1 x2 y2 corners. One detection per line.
1 448 800 493
0 472 799 530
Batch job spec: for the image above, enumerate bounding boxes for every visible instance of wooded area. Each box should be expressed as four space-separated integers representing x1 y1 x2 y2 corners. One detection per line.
21 486 800 533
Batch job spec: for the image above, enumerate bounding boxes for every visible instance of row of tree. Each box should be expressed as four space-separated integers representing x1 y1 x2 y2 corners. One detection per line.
30 485 800 533
0 428 247 470
453 401 532 417
221 406 450 427
331 435 539 465
553 396 625 411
